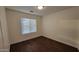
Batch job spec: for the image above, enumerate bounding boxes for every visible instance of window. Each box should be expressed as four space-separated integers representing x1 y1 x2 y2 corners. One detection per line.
21 18 37 35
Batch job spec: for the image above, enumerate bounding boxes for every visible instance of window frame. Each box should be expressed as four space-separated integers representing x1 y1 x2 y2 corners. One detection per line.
20 17 37 35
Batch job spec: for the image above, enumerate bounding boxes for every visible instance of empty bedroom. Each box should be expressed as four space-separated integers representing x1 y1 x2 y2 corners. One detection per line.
0 6 79 52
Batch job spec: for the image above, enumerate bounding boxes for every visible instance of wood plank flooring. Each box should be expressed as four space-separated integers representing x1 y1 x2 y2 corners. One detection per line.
10 36 78 52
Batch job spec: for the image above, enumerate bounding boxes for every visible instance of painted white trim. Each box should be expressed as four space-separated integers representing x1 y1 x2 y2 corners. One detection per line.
0 7 10 51
11 35 41 44
0 21 4 49
43 35 77 48
76 42 79 50
11 34 78 50
0 49 9 52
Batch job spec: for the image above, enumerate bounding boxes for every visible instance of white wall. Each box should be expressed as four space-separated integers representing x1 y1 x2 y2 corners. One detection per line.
6 9 42 44
6 7 79 50
42 7 79 48
77 20 79 49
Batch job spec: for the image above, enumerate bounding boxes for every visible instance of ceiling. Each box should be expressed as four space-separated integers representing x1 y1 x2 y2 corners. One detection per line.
6 6 74 16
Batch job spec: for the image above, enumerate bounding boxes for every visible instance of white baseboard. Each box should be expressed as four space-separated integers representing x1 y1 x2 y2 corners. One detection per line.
10 35 41 45
0 49 9 52
10 34 79 50
75 42 79 50
43 35 78 49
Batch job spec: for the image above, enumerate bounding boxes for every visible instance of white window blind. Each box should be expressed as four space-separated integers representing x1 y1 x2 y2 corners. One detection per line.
21 18 37 35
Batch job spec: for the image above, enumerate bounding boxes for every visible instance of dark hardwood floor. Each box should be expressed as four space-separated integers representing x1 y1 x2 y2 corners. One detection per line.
10 36 78 52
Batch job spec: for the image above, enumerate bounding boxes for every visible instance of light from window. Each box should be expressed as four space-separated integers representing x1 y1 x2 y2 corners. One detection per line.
21 18 37 35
